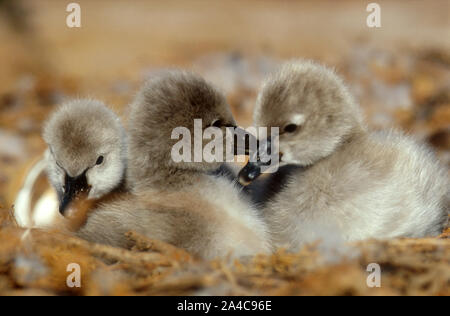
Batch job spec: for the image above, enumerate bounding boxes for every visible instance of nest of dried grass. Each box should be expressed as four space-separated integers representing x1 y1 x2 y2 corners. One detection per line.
0 207 448 296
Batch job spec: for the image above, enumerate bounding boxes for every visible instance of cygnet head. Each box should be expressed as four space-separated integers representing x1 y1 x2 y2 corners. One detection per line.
254 60 364 166
128 70 240 189
238 60 365 185
43 99 127 215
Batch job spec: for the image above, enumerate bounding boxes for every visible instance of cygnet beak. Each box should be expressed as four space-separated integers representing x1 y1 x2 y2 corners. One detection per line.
232 126 258 156
59 170 91 215
238 137 281 186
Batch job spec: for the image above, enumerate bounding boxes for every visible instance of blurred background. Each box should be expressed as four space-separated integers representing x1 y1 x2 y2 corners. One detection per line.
0 0 449 210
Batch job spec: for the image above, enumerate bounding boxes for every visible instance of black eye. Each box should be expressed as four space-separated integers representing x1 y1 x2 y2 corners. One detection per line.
96 156 104 165
284 124 298 133
212 119 222 128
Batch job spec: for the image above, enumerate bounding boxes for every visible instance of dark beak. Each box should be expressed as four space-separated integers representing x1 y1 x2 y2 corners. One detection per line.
232 126 258 156
238 162 263 186
59 171 90 215
238 137 279 186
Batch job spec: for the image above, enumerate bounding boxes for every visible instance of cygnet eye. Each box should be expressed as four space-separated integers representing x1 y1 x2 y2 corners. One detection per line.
283 124 298 133
96 156 104 165
211 119 223 128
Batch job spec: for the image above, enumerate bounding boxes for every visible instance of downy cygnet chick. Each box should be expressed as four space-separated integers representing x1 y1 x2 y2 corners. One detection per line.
80 71 271 258
239 60 449 251
44 99 268 259
43 99 127 216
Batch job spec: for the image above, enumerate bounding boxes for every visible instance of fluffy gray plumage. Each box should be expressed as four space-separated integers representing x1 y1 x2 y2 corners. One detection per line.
249 60 449 251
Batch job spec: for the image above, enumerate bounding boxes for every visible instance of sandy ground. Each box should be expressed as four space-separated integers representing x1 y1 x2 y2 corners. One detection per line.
0 0 449 88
